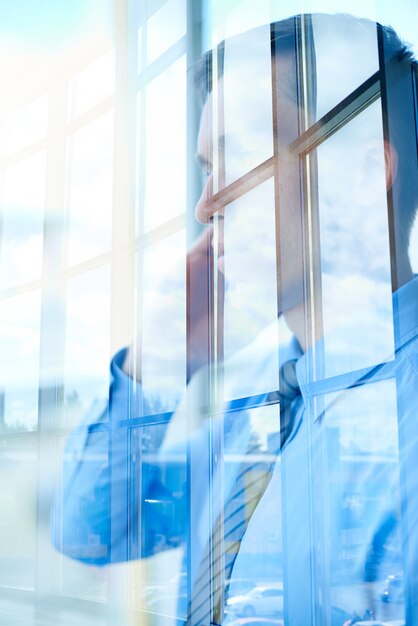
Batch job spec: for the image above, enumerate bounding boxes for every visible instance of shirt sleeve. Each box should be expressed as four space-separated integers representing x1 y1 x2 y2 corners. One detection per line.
51 348 143 566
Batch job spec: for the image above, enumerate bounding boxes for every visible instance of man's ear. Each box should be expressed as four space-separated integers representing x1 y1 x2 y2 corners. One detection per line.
384 140 398 191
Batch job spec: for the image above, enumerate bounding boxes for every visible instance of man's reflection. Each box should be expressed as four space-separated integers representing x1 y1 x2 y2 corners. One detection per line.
53 13 418 626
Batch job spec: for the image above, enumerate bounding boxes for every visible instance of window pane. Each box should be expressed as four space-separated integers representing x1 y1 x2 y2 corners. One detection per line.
0 435 37 589
64 266 110 426
223 25 273 184
0 151 45 288
0 5 415 626
0 291 41 431
312 14 379 120
140 57 186 233
140 232 186 413
410 215 418 273
131 424 188 618
72 50 115 118
315 101 394 378
0 95 48 156
67 112 114 265
222 179 279 400
320 379 404 624
222 405 283 621
140 0 186 67
53 431 109 599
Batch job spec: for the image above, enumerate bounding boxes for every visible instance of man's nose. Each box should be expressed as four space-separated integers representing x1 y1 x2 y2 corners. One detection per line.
195 174 223 224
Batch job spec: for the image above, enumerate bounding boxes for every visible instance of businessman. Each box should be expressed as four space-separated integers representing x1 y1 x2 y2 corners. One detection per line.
53 13 418 625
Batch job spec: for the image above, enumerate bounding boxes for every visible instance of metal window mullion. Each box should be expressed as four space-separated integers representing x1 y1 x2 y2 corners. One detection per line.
271 16 314 625
106 4 136 619
185 2 215 624
210 43 227 625
298 15 331 626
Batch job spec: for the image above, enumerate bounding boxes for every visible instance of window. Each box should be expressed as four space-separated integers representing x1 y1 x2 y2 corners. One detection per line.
1 2 417 626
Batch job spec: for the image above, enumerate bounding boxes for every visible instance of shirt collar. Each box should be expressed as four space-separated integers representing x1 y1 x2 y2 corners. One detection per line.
110 347 143 419
392 275 418 352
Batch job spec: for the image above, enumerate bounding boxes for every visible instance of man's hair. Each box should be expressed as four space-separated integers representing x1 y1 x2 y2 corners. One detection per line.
193 13 418 243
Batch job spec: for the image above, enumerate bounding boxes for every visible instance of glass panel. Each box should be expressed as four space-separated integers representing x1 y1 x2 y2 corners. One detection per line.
0 435 37 590
140 56 186 233
0 291 41 432
0 151 46 288
131 423 188 619
410 215 418 273
72 50 115 118
312 14 379 120
316 100 394 378
222 404 283 622
223 24 273 184
222 179 279 400
141 0 186 67
140 232 186 413
0 95 48 156
0 5 415 626
53 430 109 599
67 112 114 265
320 379 405 624
64 266 110 426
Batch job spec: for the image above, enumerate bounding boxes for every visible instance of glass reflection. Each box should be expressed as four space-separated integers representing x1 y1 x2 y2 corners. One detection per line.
53 430 110 570
141 56 186 233
48 11 418 626
223 179 279 400
0 291 41 431
131 423 187 618
0 95 48 157
222 405 283 623
72 50 115 118
321 379 404 624
67 112 114 265
140 232 186 413
410 214 418 272
0 435 37 589
64 266 110 426
223 24 273 184
316 100 394 378
140 0 186 67
312 14 379 120
0 151 46 289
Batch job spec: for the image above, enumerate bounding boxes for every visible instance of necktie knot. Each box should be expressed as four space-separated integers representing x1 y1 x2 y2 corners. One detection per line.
280 358 301 402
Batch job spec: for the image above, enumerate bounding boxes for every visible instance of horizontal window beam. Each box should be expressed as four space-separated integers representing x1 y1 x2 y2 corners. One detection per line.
291 71 381 155
206 156 275 211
